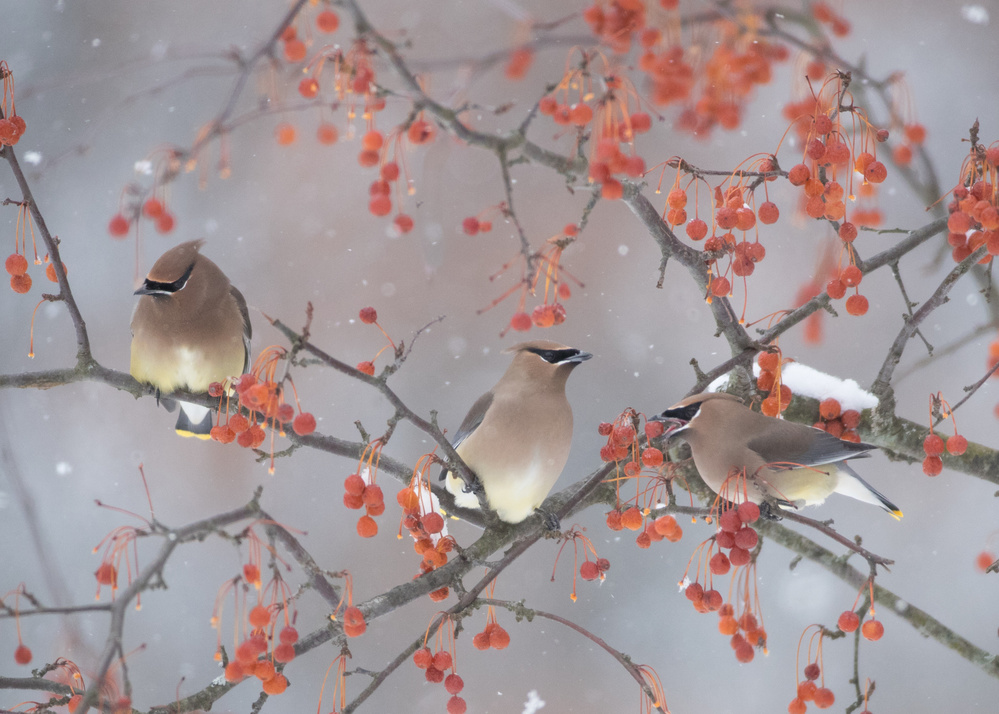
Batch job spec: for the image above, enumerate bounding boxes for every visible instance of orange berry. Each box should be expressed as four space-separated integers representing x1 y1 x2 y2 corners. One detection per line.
344 473 366 496
273 643 296 663
45 261 64 282
718 615 738 635
861 619 884 640
686 218 708 240
864 161 887 183
758 201 779 224
841 265 862 287
299 77 319 98
5 253 28 276
472 631 491 650
422 512 445 534
362 484 384 506
813 687 835 708
580 560 600 581
316 9 340 32
407 120 436 145
275 123 296 145
283 39 307 63
344 606 366 635
570 103 593 125
357 361 376 375
356 515 378 537
710 276 731 297
620 506 643 531
788 697 807 714
826 277 846 299
262 673 288 694
224 660 246 682
317 123 339 145
601 178 623 200
248 604 271 628
818 398 841 420
734 640 755 663
254 659 276 681
279 625 299 644
509 312 532 332
787 163 810 186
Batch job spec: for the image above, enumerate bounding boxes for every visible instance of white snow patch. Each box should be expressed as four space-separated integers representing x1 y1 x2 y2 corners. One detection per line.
55 461 72 476
134 160 153 176
961 5 989 24
23 151 42 165
617 244 629 256
522 690 545 714
708 361 878 411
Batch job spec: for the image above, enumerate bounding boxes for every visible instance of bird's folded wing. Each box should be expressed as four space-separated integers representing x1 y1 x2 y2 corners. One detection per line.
747 424 875 470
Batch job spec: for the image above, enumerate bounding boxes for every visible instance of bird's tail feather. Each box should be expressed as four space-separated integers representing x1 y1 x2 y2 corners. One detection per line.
836 463 902 519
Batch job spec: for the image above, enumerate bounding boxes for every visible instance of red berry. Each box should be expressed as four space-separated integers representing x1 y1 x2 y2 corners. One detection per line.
462 217 480 235
292 412 316 435
580 560 600 580
946 434 968 455
837 610 859 632
279 625 299 644
736 501 760 524
509 312 532 332
108 213 131 238
14 644 32 665
413 647 432 668
923 433 944 455
445 673 464 694
316 9 340 32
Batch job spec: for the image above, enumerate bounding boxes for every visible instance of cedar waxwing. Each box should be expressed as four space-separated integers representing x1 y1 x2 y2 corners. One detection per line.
130 240 251 438
441 340 592 524
655 392 901 518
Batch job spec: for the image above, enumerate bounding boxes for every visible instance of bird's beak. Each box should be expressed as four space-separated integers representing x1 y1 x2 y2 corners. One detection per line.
648 413 687 436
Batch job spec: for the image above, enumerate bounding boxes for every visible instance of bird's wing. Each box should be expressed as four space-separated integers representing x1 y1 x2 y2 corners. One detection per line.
439 391 493 480
747 424 875 470
229 284 253 370
452 391 494 450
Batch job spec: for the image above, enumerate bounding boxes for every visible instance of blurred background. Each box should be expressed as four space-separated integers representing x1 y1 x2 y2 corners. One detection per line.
2 0 998 711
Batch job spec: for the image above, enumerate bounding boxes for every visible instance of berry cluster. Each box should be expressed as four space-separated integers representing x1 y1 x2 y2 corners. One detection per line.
921 394 968 476
787 626 836 713
108 192 176 239
836 578 885 642
398 455 454 601
413 616 467 714
7 201 64 300
0 61 27 147
811 398 862 443
756 349 792 417
945 140 999 263
343 460 386 539
483 226 578 335
551 527 610 601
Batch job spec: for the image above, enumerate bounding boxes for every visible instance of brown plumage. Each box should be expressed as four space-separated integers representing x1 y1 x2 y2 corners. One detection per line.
657 392 901 517
442 340 591 523
130 240 251 437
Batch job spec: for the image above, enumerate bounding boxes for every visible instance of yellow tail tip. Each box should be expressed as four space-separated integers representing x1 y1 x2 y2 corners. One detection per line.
890 509 904 520
176 429 212 440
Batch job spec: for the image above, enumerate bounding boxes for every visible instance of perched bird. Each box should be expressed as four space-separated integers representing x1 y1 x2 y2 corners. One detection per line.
654 392 901 518
130 240 251 438
441 340 592 524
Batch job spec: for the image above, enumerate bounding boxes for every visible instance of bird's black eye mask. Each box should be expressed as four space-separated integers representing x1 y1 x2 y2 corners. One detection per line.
526 347 591 365
135 261 196 296
652 403 701 435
